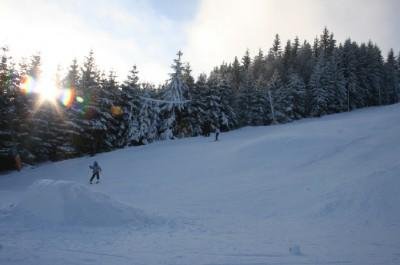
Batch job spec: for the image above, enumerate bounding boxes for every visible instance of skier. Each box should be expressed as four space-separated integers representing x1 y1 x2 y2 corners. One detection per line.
215 127 220 141
89 161 102 184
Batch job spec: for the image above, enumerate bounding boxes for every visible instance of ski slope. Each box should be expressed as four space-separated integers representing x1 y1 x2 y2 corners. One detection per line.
1 104 400 265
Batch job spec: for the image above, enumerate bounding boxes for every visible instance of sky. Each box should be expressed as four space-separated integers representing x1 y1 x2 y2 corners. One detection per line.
0 0 399 84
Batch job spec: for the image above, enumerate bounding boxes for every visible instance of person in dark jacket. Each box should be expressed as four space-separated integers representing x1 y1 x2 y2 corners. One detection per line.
89 161 102 184
215 127 220 141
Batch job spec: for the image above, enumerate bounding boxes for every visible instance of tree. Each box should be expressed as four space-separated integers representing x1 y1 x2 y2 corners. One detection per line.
192 74 212 135
286 72 306 119
319 27 336 57
120 65 141 146
309 56 329 116
266 70 288 123
237 70 254 126
0 47 19 169
249 77 267 125
217 79 237 130
252 49 265 81
341 39 360 111
270 34 282 59
137 87 160 144
159 51 190 139
384 49 399 104
76 50 107 154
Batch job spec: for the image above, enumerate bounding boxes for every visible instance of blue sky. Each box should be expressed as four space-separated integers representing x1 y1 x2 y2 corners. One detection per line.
146 0 200 21
0 0 399 84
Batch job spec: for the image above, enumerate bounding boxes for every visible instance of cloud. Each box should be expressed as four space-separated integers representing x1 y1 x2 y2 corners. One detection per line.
0 0 185 84
1 0 398 85
184 0 400 78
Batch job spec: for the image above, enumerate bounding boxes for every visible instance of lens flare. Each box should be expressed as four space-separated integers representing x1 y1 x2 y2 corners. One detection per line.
76 96 84 103
20 75 36 94
20 74 59 104
111 105 123 117
60 88 76 108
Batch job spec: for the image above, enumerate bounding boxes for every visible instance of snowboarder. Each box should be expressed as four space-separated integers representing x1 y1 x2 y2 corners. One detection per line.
89 161 102 184
215 127 220 141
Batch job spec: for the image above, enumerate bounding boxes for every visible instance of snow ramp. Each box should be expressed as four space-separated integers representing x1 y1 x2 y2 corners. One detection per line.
8 179 159 226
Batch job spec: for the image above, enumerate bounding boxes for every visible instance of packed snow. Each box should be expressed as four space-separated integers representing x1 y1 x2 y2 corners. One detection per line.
1 104 400 265
5 179 158 227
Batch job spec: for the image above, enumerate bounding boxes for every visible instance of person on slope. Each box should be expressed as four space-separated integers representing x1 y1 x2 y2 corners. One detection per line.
89 161 102 184
215 127 220 141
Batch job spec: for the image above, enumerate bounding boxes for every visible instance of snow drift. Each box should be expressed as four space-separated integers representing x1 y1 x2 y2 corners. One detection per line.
9 179 157 226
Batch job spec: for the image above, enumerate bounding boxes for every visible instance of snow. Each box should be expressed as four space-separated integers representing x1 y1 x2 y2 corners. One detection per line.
1 104 400 265
6 179 158 227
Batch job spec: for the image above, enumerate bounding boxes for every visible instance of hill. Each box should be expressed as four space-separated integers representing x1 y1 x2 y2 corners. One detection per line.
1 104 400 265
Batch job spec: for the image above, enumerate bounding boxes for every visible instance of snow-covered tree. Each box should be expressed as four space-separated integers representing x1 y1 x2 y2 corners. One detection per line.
266 70 288 123
137 88 160 144
159 51 190 139
384 49 399 104
120 65 141 146
0 47 19 169
286 72 306 119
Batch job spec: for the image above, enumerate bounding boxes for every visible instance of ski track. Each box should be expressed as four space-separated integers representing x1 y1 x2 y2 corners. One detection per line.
0 104 400 265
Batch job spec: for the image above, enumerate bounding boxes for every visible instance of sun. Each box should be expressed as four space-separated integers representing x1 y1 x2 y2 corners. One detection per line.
38 81 58 103
36 73 60 104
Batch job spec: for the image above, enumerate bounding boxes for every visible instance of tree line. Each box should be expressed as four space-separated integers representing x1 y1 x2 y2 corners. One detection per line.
1 28 399 170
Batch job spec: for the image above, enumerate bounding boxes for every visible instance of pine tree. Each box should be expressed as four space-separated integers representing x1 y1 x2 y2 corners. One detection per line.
286 72 306 119
365 43 385 106
309 55 329 116
137 88 160 144
252 49 265 81
266 70 288 123
205 79 222 131
159 51 190 139
242 49 251 71
231 56 242 92
77 50 108 154
101 71 123 149
237 71 254 126
0 47 19 169
329 49 347 112
217 80 237 130
191 74 211 136
282 40 292 80
120 66 141 146
296 40 314 84
182 63 203 136
292 37 300 61
22 54 60 161
384 49 399 104
319 27 336 57
249 77 267 125
342 39 360 111
270 34 282 59
58 59 82 158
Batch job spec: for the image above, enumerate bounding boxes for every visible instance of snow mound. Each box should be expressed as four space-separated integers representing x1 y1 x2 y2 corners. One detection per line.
10 179 158 226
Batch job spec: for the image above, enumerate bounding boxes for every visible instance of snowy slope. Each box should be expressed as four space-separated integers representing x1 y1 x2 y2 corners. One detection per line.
1 104 400 265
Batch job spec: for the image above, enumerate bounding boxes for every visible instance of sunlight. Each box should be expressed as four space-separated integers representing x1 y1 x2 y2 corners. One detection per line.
36 73 59 104
20 73 60 105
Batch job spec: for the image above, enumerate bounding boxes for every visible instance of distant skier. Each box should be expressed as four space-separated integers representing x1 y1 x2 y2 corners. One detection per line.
215 127 220 141
89 161 102 184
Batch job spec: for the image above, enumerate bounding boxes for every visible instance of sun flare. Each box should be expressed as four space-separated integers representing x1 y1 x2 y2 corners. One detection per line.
37 79 59 104
20 73 60 104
